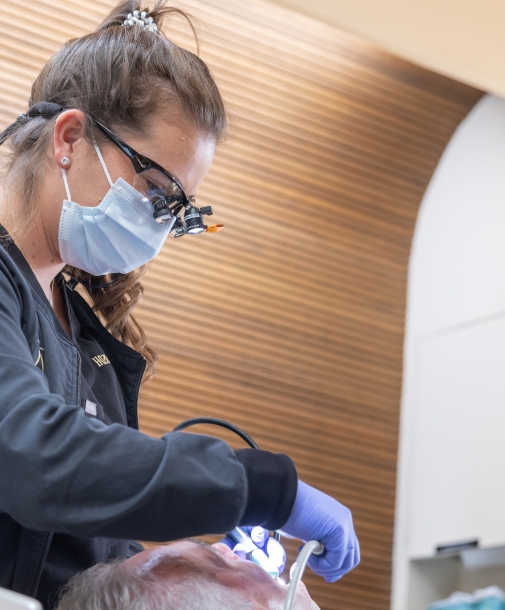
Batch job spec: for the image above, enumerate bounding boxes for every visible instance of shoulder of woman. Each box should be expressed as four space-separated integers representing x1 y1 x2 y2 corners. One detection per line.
0 244 40 355
0 244 29 304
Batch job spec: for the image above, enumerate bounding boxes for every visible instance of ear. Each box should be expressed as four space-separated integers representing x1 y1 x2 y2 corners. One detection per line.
53 109 88 170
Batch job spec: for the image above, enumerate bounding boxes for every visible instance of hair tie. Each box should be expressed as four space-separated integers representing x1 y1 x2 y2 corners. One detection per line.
16 102 66 123
123 10 158 32
0 102 66 147
25 102 66 119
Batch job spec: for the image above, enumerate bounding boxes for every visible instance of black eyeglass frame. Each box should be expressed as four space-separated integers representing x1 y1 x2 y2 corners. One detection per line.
92 119 194 216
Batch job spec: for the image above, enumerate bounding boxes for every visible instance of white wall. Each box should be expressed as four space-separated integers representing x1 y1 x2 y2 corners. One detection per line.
409 95 505 337
392 94 505 610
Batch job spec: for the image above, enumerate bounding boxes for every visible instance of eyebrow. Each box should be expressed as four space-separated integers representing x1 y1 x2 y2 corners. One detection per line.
186 538 211 547
186 538 229 568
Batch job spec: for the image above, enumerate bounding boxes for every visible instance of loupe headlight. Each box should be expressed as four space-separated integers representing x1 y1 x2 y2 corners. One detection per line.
170 204 217 238
184 205 213 234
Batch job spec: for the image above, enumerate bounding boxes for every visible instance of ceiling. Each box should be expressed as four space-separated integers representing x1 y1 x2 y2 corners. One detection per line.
268 0 505 97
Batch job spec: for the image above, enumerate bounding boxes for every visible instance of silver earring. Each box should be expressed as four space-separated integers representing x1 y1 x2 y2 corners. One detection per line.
61 157 70 166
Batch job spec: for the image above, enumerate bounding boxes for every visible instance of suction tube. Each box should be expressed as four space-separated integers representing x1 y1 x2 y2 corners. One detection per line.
283 540 324 610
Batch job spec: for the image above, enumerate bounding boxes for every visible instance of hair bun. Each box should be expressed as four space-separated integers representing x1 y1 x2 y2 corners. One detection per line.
96 1 170 33
123 9 158 32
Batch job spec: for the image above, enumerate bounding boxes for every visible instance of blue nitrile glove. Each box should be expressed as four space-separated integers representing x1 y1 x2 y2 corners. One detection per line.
265 537 286 574
220 527 287 574
220 526 254 551
247 527 286 573
250 526 269 549
280 481 360 583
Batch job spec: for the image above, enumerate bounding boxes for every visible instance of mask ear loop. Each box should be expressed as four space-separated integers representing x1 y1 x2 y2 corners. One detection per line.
61 143 113 202
62 168 72 201
93 143 114 188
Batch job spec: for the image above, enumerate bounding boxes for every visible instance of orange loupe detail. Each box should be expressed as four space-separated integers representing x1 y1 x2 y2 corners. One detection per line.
206 224 225 233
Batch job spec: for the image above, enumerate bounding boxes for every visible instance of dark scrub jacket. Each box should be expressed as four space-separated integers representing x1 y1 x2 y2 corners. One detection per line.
0 230 298 609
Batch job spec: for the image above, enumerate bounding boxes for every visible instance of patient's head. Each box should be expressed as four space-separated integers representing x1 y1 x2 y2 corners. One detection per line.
55 540 319 610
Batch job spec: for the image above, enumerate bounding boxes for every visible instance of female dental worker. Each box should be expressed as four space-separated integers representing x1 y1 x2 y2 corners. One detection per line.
0 2 359 608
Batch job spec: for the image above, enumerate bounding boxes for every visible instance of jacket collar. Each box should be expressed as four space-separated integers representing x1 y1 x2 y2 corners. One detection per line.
0 225 93 335
0 225 50 306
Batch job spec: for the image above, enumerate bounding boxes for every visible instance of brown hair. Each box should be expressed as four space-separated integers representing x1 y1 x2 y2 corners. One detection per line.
0 1 227 380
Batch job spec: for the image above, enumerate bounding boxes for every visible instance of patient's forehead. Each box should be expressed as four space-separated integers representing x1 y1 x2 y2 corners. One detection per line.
125 540 279 593
124 540 250 578
123 540 319 609
125 540 218 572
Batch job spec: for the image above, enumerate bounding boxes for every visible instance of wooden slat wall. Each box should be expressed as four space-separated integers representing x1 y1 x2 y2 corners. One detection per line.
0 2 482 609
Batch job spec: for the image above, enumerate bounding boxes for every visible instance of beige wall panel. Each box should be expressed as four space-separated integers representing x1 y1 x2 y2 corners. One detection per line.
267 0 505 99
0 1 482 608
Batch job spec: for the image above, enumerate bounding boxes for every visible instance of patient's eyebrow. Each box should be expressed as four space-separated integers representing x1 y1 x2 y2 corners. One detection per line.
188 539 231 568
186 538 211 547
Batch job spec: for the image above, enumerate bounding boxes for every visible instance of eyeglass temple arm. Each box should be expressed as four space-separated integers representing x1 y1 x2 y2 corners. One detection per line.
92 119 145 166
92 118 191 203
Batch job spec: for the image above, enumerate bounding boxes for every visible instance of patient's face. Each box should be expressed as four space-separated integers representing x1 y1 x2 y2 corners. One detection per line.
125 540 319 610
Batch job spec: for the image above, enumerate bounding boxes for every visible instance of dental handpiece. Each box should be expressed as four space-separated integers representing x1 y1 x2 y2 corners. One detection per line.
227 527 280 578
283 540 324 610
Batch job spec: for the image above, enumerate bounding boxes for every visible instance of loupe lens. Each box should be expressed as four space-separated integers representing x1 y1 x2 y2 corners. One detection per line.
151 196 174 224
170 217 187 238
133 169 185 221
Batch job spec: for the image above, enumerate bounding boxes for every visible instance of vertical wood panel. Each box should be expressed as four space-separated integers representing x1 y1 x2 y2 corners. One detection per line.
0 1 482 608
134 4 482 608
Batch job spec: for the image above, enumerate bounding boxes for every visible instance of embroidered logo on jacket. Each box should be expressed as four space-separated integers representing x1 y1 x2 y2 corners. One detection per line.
35 346 44 372
92 354 111 367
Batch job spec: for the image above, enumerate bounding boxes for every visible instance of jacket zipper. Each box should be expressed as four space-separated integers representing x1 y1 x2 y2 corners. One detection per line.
131 357 146 430
32 532 54 599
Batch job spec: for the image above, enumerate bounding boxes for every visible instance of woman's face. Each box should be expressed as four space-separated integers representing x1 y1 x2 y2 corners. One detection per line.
44 107 216 259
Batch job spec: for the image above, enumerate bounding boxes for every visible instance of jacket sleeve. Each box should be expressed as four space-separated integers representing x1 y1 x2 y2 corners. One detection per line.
0 256 296 541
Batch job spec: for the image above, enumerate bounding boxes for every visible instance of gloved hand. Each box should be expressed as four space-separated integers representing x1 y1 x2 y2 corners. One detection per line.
280 481 360 582
219 526 255 552
220 527 287 574
249 528 287 574
250 526 269 548
264 537 286 574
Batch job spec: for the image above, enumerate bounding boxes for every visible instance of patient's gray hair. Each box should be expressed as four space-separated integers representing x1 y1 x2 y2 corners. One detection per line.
54 559 240 610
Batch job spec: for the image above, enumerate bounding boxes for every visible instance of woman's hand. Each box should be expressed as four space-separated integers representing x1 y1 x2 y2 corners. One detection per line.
281 481 360 582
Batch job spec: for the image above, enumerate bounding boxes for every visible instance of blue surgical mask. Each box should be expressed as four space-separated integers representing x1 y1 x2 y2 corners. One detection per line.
58 143 175 275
